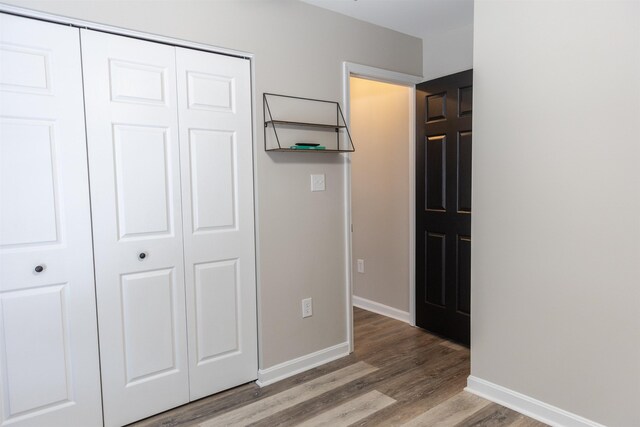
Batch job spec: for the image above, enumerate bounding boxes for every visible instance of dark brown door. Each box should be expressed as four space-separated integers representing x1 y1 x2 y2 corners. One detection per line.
416 70 472 345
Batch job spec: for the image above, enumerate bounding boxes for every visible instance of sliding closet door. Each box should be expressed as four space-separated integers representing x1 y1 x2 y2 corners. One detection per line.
175 48 257 400
81 30 189 427
0 14 102 426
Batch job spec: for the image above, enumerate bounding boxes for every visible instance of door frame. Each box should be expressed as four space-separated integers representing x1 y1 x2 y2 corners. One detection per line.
342 62 422 351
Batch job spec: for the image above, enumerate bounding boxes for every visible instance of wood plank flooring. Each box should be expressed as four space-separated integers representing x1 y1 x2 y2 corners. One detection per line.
130 307 547 427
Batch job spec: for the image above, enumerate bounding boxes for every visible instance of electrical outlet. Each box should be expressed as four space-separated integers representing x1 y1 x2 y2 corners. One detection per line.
310 174 325 192
357 259 365 273
302 298 313 318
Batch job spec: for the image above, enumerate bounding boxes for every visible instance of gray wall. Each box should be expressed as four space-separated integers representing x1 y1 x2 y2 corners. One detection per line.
472 1 640 425
350 77 411 313
422 23 473 81
4 0 422 369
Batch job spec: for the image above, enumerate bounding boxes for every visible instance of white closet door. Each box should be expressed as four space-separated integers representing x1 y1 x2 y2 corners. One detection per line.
175 48 257 400
0 14 102 427
81 30 189 427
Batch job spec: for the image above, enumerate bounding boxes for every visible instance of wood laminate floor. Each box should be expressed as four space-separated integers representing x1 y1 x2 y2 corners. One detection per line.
131 307 546 427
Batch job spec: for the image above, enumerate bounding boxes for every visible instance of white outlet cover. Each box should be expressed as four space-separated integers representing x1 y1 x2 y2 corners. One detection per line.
302 298 313 318
311 174 325 192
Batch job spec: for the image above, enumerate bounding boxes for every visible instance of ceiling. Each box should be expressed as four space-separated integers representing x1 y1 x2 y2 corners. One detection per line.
301 0 474 39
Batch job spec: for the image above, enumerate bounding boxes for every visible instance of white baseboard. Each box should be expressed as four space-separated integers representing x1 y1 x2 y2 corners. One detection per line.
256 342 349 387
352 295 411 324
465 376 606 427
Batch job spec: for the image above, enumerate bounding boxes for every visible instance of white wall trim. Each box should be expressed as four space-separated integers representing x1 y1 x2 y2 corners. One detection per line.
341 114 354 352
342 67 355 353
352 296 411 324
256 342 349 387
0 3 253 59
346 62 424 86
342 62 421 339
249 47 264 372
407 81 417 327
465 376 607 427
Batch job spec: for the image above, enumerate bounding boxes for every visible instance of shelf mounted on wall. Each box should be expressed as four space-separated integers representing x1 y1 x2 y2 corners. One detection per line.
263 93 355 153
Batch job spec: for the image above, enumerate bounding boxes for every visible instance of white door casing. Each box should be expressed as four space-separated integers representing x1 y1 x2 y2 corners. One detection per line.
81 30 190 427
0 14 102 427
175 47 257 400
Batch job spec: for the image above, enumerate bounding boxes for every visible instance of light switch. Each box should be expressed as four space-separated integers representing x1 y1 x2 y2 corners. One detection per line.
311 174 325 192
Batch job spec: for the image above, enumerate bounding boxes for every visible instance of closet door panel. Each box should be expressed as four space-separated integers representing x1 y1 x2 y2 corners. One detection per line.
113 124 173 237
81 30 189 427
193 260 240 359
189 129 236 231
176 48 257 400
0 14 102 427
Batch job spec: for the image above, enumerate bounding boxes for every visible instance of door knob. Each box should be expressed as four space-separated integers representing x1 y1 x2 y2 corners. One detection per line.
138 252 147 260
34 265 44 273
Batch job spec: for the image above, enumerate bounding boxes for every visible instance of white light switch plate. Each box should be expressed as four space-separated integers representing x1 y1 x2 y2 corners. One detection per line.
311 174 325 192
357 259 365 273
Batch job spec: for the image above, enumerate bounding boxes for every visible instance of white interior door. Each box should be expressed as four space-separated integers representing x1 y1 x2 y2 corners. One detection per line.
81 30 189 427
0 14 102 427
175 48 257 400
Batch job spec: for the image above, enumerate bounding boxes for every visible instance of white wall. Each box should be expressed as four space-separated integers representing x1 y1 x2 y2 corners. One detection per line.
2 0 422 371
422 24 473 81
471 1 640 426
350 77 411 313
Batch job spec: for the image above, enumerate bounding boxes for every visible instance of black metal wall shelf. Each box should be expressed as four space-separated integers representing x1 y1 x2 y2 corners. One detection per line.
263 93 355 153
265 120 347 129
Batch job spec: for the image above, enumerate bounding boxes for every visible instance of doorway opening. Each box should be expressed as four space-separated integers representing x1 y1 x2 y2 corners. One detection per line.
343 63 421 351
